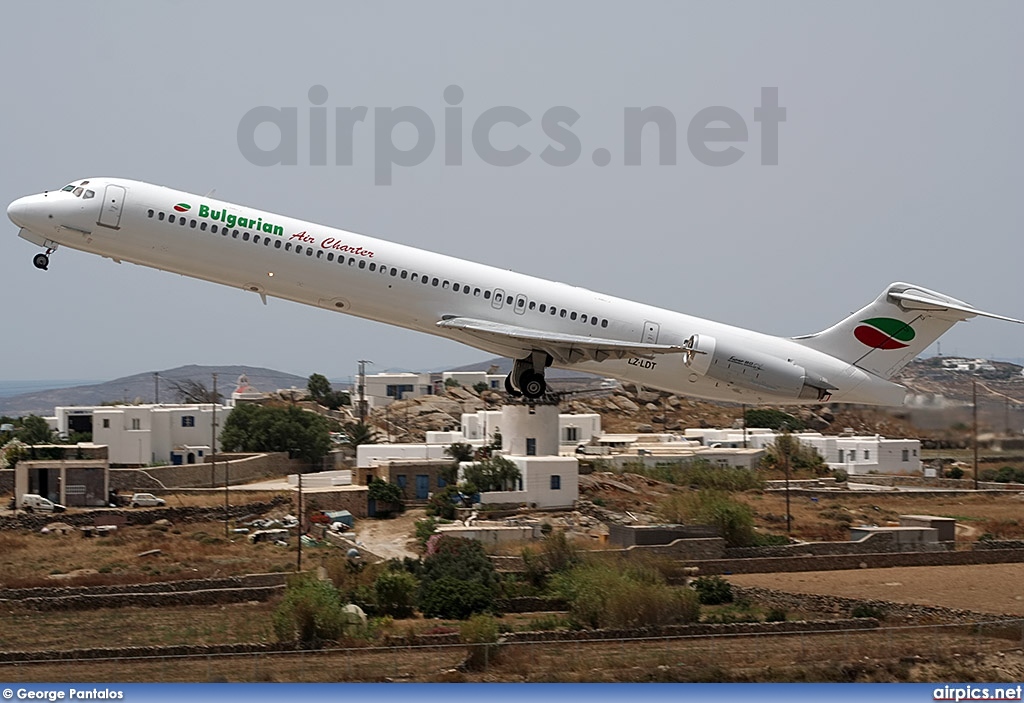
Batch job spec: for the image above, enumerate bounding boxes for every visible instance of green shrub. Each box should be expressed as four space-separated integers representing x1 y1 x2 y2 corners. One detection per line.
945 465 964 480
691 575 734 605
551 560 700 630
850 603 887 620
660 490 757 547
272 574 346 645
764 607 788 622
460 614 501 670
373 569 419 619
414 517 438 546
418 537 499 619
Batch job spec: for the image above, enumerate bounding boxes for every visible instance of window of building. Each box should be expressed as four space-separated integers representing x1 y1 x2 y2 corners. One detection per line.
838 449 845 462
526 438 536 455
102 419 110 429
550 475 561 490
902 449 909 461
565 426 579 442
864 450 870 460
131 418 141 430
181 416 195 428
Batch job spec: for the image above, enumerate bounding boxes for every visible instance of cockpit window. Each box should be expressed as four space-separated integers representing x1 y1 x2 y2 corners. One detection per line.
73 187 84 197
61 185 75 192
83 190 95 199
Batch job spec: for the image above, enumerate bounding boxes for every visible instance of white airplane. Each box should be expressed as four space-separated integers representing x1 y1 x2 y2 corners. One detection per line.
8 178 1022 405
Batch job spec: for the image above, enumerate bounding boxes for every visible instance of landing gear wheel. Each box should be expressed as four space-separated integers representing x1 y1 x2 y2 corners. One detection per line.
504 375 522 397
520 370 547 399
33 253 49 270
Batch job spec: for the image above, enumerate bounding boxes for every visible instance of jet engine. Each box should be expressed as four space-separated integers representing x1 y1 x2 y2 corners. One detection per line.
682 334 834 401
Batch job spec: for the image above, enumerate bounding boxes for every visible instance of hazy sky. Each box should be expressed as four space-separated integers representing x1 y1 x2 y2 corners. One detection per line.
2 1 1021 383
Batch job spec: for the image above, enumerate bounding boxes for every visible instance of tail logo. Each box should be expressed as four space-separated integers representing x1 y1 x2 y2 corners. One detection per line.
173 203 191 213
854 317 916 350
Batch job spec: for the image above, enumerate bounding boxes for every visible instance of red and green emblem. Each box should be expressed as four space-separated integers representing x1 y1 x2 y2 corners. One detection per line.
173 203 191 213
854 317 915 350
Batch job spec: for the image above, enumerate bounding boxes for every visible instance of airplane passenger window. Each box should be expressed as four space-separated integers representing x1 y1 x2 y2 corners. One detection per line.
169 215 176 224
180 218 186 226
601 320 608 328
307 249 314 256
232 229 239 237
243 232 250 241
529 301 536 310
506 296 513 304
517 299 525 307
443 281 450 289
327 253 334 261
369 263 376 271
401 270 407 279
253 235 260 244
432 278 439 286
190 220 197 228
411 273 418 281
212 225 218 233
274 240 280 248
484 290 491 299
200 222 207 231
285 242 292 251
83 190 95 199
474 288 480 296
570 312 577 320
158 212 165 221
580 314 587 323
316 250 322 258
591 318 598 325
147 210 154 218
539 304 546 312
359 260 366 268
391 267 397 276
464 287 470 295
561 310 567 318
453 283 460 292
551 308 558 315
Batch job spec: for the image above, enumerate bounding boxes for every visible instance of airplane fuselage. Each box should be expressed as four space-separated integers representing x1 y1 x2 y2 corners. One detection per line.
7 178 914 405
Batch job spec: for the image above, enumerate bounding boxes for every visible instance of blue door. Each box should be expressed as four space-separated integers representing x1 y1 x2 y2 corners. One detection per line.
416 475 429 500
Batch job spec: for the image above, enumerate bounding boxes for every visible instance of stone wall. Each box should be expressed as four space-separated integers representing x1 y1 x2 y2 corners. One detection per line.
0 469 12 494
725 531 952 559
0 498 287 531
733 585 1024 625
110 452 304 490
683 547 1024 575
0 573 289 611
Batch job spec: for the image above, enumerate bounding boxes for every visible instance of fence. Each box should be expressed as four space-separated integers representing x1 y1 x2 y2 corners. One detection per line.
1 619 1021 682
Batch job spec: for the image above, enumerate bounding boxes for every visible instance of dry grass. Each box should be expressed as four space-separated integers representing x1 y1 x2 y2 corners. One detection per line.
0 519 297 589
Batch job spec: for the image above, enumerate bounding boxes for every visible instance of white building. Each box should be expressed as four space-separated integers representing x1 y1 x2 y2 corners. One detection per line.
459 409 602 449
49 404 228 466
683 427 921 475
362 372 436 409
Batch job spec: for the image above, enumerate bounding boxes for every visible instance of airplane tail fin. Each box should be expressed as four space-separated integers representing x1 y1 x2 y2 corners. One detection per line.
793 282 1023 379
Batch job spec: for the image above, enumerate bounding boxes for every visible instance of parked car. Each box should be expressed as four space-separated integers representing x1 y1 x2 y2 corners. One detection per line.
129 493 166 508
20 494 67 513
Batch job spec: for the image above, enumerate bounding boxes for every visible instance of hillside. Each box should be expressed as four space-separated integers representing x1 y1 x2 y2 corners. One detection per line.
0 365 308 417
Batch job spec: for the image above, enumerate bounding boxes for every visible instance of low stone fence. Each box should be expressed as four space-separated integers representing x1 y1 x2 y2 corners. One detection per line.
682 547 1024 575
0 498 288 531
110 453 306 490
733 585 1024 626
0 573 289 611
725 531 952 559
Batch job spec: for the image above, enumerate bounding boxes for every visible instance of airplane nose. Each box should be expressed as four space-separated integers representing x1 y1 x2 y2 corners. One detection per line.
7 197 31 228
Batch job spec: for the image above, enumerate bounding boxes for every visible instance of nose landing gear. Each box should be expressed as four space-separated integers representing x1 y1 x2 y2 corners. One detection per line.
33 252 50 270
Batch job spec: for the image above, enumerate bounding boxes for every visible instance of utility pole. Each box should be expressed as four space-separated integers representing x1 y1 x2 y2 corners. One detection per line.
357 360 372 424
973 379 979 490
154 372 159 404
296 473 303 572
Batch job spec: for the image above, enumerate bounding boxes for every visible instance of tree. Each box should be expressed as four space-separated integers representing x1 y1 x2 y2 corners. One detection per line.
307 373 332 404
167 378 223 404
219 403 332 462
442 442 474 485
341 422 380 450
462 455 521 493
373 568 419 618
418 536 500 619
18 415 54 445
368 477 404 514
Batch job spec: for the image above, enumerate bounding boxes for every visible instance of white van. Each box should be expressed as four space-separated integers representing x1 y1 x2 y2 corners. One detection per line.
20 494 67 513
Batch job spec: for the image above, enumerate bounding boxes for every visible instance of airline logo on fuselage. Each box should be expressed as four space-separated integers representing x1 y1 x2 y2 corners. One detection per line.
195 203 285 236
177 202 375 258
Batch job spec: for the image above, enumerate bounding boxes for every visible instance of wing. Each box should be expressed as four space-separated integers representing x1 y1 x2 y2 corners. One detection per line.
436 316 683 365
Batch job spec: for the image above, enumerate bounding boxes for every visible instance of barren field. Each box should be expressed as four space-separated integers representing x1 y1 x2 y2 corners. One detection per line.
728 563 1024 615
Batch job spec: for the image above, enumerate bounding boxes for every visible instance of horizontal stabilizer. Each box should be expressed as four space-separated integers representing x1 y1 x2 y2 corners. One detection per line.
437 316 682 366
889 290 1024 325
